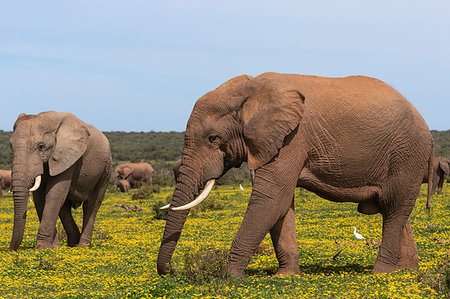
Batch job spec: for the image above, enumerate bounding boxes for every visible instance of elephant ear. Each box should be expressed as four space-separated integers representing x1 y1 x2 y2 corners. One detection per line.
122 166 133 179
240 78 305 170
440 158 450 175
49 114 90 176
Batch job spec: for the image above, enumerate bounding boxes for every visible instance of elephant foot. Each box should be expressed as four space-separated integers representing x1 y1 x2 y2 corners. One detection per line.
372 218 419 273
274 266 300 276
35 242 60 249
226 264 246 278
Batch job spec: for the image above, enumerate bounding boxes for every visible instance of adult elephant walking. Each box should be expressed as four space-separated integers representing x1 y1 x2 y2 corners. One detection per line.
423 156 450 196
9 111 112 250
157 72 434 277
113 162 153 191
0 169 11 197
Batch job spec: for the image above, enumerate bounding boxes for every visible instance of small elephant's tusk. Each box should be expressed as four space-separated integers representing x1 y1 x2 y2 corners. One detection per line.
159 204 171 210
29 175 41 192
172 179 215 211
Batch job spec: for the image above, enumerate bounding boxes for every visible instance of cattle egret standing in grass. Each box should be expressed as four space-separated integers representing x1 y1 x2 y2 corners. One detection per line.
239 184 244 191
353 227 365 240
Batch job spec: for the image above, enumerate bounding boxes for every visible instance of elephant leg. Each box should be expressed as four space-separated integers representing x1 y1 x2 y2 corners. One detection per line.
79 176 108 246
33 183 60 248
35 171 73 249
59 199 80 247
437 176 444 195
227 140 305 277
270 199 300 275
372 179 420 273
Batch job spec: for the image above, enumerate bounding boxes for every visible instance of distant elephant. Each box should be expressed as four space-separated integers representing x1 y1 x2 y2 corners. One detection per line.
173 159 181 182
157 72 433 277
423 156 450 195
0 169 11 197
117 179 130 193
9 111 112 250
113 162 153 192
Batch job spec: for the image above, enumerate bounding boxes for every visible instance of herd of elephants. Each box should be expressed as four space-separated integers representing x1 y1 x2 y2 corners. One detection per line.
0 72 449 278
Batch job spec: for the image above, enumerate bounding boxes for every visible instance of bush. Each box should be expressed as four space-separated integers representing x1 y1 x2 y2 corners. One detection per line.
180 245 230 283
132 184 161 200
151 195 172 220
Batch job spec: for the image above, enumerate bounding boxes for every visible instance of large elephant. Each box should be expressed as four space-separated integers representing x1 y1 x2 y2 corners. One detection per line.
113 162 153 192
9 111 112 250
423 156 450 195
0 169 11 197
157 72 433 277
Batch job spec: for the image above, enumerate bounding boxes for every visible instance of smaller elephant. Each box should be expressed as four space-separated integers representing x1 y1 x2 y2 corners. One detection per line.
118 179 130 193
424 156 450 195
9 111 112 250
113 162 153 192
173 159 181 182
0 169 11 197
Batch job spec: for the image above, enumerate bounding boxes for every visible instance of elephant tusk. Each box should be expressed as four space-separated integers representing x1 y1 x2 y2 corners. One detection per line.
172 179 215 211
29 175 41 192
159 204 171 210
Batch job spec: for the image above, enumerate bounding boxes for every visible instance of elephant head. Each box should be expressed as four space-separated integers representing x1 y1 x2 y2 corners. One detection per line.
157 74 305 275
9 111 89 250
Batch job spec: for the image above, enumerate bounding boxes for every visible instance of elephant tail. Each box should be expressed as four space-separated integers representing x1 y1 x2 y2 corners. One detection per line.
426 140 434 212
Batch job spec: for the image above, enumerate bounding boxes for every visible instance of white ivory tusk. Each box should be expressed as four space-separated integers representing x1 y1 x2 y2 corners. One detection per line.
29 175 41 192
159 204 171 210
172 179 215 211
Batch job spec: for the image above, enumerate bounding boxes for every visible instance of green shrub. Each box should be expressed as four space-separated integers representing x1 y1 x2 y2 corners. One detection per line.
150 195 172 220
180 245 230 283
132 184 161 200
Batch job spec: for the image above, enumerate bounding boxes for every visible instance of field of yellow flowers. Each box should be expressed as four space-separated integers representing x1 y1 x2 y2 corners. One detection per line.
0 183 448 298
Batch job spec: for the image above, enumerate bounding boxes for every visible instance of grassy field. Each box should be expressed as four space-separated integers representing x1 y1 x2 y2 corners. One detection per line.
0 183 448 298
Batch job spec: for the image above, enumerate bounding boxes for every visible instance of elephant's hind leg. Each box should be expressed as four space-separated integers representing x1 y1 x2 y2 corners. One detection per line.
79 175 109 246
270 199 300 276
372 180 420 273
59 199 80 247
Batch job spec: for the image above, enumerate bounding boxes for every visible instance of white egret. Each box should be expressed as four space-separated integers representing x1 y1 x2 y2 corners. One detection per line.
239 184 244 191
353 227 365 240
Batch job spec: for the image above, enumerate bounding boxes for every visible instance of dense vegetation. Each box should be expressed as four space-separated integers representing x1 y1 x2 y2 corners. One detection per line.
0 184 448 297
0 130 449 184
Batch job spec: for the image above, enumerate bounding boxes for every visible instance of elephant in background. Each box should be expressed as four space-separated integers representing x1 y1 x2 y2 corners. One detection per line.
0 169 11 197
113 162 153 192
173 159 181 182
117 179 130 193
9 111 112 250
423 156 450 195
157 72 433 277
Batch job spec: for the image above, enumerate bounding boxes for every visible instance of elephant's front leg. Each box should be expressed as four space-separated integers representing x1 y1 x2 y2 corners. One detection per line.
35 170 73 249
227 156 303 277
270 199 300 275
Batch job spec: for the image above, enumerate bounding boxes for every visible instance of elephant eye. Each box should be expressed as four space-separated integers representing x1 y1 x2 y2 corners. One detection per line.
37 143 46 151
208 135 219 143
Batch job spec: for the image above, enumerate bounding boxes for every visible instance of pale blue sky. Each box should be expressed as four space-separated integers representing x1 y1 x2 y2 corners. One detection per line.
1 1 449 131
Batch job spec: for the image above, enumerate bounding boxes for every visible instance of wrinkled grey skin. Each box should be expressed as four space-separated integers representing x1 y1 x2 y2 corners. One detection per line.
117 179 130 193
423 156 450 195
157 73 433 277
113 162 153 192
0 169 11 197
9 111 112 250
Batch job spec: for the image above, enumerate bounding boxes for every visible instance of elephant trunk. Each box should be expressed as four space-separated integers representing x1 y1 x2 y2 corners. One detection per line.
9 161 35 251
157 160 201 275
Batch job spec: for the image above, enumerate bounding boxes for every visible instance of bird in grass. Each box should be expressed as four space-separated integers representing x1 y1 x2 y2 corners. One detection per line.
353 227 365 240
239 184 244 191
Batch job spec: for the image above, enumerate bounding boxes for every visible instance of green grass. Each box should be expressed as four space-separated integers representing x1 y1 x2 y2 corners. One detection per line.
0 184 448 298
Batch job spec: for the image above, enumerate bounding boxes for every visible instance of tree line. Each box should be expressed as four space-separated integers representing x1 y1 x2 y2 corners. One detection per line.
0 129 449 183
